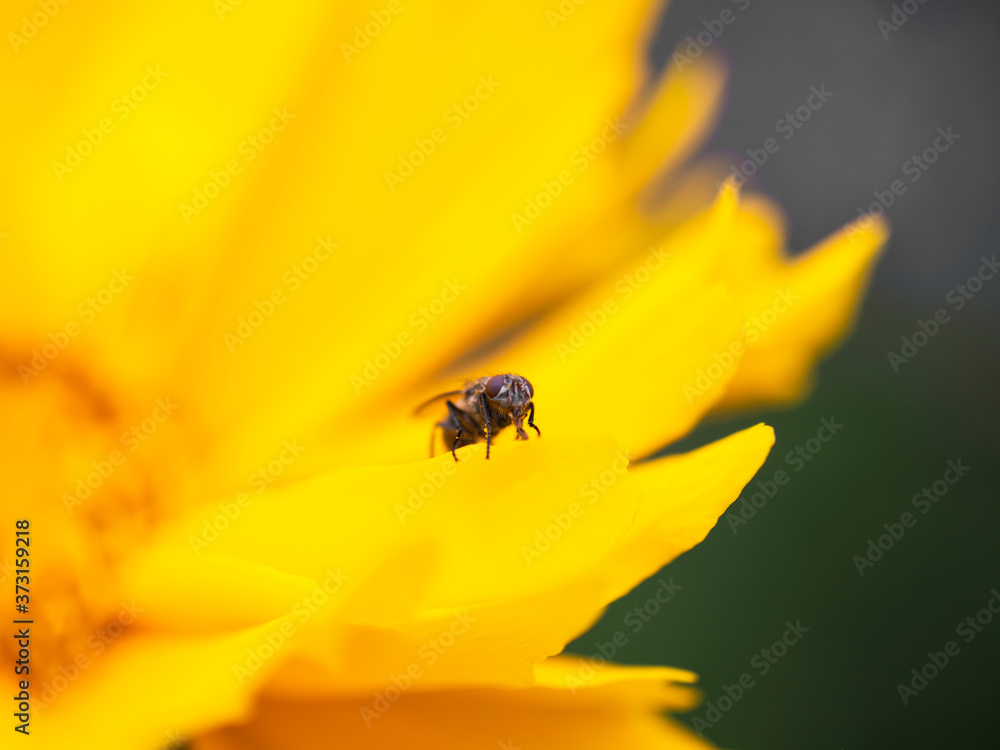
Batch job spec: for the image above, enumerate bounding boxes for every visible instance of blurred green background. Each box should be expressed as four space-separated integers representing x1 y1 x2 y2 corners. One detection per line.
569 1 1000 747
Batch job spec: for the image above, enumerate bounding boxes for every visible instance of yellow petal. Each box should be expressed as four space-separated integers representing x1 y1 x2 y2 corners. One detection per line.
603 422 775 600
446 181 745 458
288 183 746 473
121 550 328 634
622 53 727 191
122 437 639 691
195 656 711 750
0 0 659 497
716 199 889 408
28 621 297 750
123 421 771 698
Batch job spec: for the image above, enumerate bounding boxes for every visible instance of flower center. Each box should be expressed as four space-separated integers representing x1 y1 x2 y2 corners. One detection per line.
0 354 196 701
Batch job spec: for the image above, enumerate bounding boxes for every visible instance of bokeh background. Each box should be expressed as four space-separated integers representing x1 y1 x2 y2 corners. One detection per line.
569 1 1000 748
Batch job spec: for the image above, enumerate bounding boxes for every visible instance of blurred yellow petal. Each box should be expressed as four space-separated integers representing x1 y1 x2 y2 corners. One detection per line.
292 183 745 472
623 54 727 191
196 657 709 750
30 621 295 750
121 551 329 634
0 0 656 493
715 199 889 409
494 187 743 457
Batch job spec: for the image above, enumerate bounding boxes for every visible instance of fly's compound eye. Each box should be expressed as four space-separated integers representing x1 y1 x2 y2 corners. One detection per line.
485 374 505 398
523 379 534 398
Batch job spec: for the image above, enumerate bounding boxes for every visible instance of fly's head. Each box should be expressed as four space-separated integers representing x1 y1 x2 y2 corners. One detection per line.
484 373 534 439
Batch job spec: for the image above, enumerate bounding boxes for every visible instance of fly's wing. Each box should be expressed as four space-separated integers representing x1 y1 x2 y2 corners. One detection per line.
412 390 464 416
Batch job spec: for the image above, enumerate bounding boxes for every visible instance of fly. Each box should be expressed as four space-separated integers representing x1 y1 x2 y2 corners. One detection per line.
415 373 540 461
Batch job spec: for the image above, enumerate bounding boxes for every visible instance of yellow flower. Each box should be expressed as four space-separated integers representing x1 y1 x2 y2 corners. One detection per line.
1 1 886 748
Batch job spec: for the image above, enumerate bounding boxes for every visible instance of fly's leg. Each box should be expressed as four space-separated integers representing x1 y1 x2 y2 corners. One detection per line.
479 392 492 459
444 401 476 462
528 402 541 436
